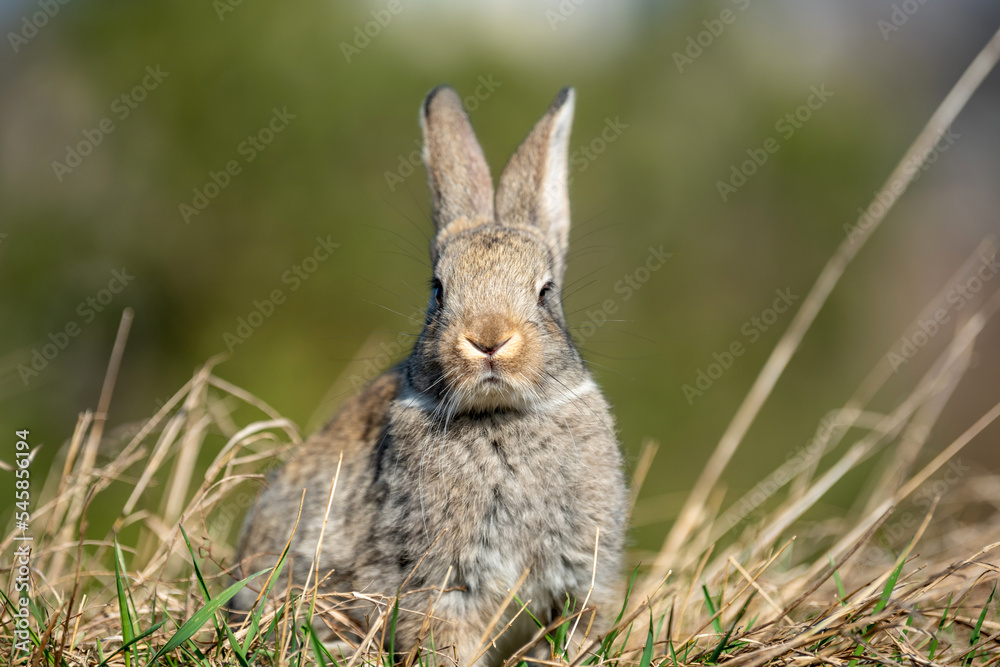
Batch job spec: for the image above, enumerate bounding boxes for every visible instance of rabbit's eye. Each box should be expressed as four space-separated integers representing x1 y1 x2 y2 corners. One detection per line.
431 279 444 308
538 281 555 305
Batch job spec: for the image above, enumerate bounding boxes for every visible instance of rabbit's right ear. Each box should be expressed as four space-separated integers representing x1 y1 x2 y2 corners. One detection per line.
421 86 495 236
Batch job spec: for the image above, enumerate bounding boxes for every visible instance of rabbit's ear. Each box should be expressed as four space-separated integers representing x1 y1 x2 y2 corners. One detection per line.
421 85 495 234
496 87 575 280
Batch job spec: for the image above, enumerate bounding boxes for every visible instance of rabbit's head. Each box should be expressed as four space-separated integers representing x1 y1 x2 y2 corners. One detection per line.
406 86 592 414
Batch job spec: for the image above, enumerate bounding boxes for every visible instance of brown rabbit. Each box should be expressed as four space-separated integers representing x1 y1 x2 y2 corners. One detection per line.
232 85 628 665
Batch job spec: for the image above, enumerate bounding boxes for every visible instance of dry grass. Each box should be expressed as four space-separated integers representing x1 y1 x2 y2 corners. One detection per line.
4 25 1000 667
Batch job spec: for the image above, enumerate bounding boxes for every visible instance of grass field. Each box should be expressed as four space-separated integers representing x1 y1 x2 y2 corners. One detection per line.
1 328 998 666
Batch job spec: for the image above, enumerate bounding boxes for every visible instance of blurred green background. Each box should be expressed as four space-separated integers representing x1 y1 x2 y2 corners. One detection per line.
2 0 999 557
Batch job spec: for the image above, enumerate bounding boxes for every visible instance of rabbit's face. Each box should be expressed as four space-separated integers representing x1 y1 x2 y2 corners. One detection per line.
408 86 588 413
420 225 573 412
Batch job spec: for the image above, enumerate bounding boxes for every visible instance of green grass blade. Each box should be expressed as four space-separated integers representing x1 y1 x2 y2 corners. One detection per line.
148 569 266 664
249 608 284 665
513 594 546 632
224 627 251 667
585 567 641 664
847 642 864 667
963 584 995 667
180 527 211 600
28 596 47 626
874 555 906 615
114 538 137 667
928 593 953 661
702 584 723 634
665 601 678 667
179 527 251 667
387 598 400 666
97 621 166 667
552 595 573 656
828 554 847 605
638 612 655 667
708 590 756 664
303 622 332 667
243 549 290 655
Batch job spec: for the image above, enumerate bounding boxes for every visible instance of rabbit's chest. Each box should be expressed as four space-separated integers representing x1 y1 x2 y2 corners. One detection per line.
376 406 607 606
421 419 593 596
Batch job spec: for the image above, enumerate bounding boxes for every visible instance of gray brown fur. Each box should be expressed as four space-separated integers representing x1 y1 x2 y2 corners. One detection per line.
233 86 628 665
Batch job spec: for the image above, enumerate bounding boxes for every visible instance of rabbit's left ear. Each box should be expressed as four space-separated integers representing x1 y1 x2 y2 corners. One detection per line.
496 87 575 281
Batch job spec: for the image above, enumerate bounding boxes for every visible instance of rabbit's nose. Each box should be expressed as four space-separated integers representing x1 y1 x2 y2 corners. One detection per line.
466 336 511 357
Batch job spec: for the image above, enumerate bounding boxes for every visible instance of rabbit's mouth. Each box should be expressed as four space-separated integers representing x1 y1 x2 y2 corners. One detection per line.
441 370 538 413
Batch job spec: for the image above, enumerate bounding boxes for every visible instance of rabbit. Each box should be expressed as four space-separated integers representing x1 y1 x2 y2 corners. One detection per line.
231 85 629 666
